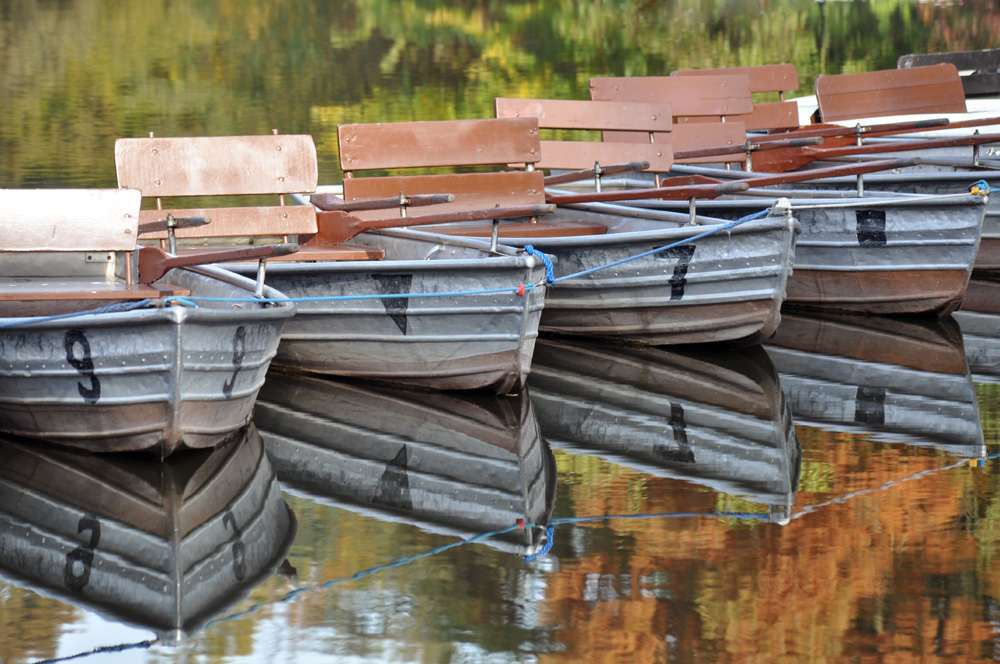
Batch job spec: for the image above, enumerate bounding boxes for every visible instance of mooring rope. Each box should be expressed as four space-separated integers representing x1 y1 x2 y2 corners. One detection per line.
0 299 153 330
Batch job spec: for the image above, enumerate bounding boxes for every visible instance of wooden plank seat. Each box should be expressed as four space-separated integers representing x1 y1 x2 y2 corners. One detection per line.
114 133 407 261
899 49 1000 97
336 117 606 239
671 64 802 131
0 188 192 304
813 63 967 123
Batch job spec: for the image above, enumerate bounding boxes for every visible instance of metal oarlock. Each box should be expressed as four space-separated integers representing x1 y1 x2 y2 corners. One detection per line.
255 257 268 299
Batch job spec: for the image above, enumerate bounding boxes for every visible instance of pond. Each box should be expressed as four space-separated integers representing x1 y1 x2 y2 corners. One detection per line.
2 1 1000 662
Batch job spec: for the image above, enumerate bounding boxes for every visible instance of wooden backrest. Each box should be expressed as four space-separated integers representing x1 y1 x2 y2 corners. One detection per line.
338 117 547 218
590 75 753 118
671 65 800 130
115 134 319 239
672 64 799 95
0 188 140 251
590 75 752 162
814 63 967 122
899 49 1000 97
493 97 674 171
601 120 747 163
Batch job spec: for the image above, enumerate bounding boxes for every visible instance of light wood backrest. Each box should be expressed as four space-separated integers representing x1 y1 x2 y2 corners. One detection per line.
493 97 674 171
115 134 319 239
338 118 547 218
814 63 967 122
0 188 141 251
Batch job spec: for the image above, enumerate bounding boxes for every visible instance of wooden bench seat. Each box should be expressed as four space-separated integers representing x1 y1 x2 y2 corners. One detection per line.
0 188 186 306
814 63 967 123
671 64 801 131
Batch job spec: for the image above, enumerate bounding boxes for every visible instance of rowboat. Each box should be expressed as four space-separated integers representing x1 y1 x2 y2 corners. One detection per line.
330 117 800 346
527 338 799 523
253 371 555 556
115 133 546 394
764 313 985 458
493 95 985 316
0 188 295 456
605 191 987 316
0 425 296 643
953 279 1000 383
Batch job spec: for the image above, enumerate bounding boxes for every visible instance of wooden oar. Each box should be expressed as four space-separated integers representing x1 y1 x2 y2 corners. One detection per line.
311 192 454 213
309 205 556 244
754 118 951 142
137 214 211 235
137 243 299 283
544 161 651 186
545 158 916 205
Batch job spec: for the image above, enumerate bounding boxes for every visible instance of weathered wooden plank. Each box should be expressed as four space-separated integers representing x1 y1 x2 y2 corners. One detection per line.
138 205 318 239
494 97 672 132
0 188 140 252
672 64 799 94
815 64 967 122
590 75 754 117
115 135 318 196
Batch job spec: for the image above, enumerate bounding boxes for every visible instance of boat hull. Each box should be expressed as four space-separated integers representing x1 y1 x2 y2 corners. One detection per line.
231 233 545 393
0 425 296 641
494 211 798 345
254 371 555 555
0 266 293 456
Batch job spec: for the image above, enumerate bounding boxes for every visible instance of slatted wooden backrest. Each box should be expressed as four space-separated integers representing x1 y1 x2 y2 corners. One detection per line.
671 64 801 130
899 49 1000 97
588 76 750 163
338 117 547 219
814 63 967 122
0 188 141 252
493 98 674 172
115 134 319 239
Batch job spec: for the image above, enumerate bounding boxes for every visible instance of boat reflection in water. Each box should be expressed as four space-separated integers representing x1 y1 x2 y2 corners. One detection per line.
253 371 556 556
954 279 1000 383
765 313 985 457
0 425 297 643
527 338 800 523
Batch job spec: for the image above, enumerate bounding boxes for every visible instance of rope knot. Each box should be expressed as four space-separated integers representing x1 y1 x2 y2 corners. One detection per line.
971 179 991 196
524 245 555 284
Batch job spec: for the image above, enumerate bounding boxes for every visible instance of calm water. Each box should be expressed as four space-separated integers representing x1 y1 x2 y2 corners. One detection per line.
4 0 1000 662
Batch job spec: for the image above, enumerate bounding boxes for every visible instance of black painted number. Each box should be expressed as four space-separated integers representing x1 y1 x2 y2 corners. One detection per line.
223 511 247 580
64 516 100 592
856 209 887 246
222 326 246 399
64 330 100 404
657 245 697 300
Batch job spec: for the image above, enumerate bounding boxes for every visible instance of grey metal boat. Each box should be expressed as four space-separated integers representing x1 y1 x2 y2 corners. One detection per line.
576 187 987 316
0 425 296 644
253 370 555 557
953 278 1000 382
527 338 800 522
0 188 295 456
764 313 985 458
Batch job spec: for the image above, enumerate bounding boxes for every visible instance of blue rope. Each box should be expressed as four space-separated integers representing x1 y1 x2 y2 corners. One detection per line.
524 525 555 562
524 244 555 284
162 209 773 306
0 299 154 330
552 209 769 284
971 179 991 196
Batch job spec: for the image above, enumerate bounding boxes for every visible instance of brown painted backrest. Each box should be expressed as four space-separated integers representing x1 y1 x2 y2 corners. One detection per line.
589 75 752 162
338 117 547 219
671 64 801 130
493 97 674 172
814 63 967 122
115 134 319 239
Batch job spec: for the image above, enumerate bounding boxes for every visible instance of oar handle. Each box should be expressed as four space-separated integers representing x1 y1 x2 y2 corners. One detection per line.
545 161 651 185
137 214 211 235
137 243 299 283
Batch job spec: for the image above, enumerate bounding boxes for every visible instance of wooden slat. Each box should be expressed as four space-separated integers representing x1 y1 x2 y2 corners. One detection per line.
0 189 140 252
589 75 753 117
115 135 318 196
815 64 967 122
338 118 541 171
672 64 799 94
537 140 673 172
494 98 673 132
0 278 188 301
173 244 385 262
342 171 546 221
138 205 318 239
603 122 748 163
733 101 801 131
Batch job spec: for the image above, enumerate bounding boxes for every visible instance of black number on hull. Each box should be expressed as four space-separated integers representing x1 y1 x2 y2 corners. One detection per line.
65 330 101 404
657 245 697 300
64 516 100 592
222 326 247 399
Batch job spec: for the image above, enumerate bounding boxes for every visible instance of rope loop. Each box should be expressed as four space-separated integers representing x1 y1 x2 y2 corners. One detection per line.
524 245 555 284
524 525 556 563
971 179 991 197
